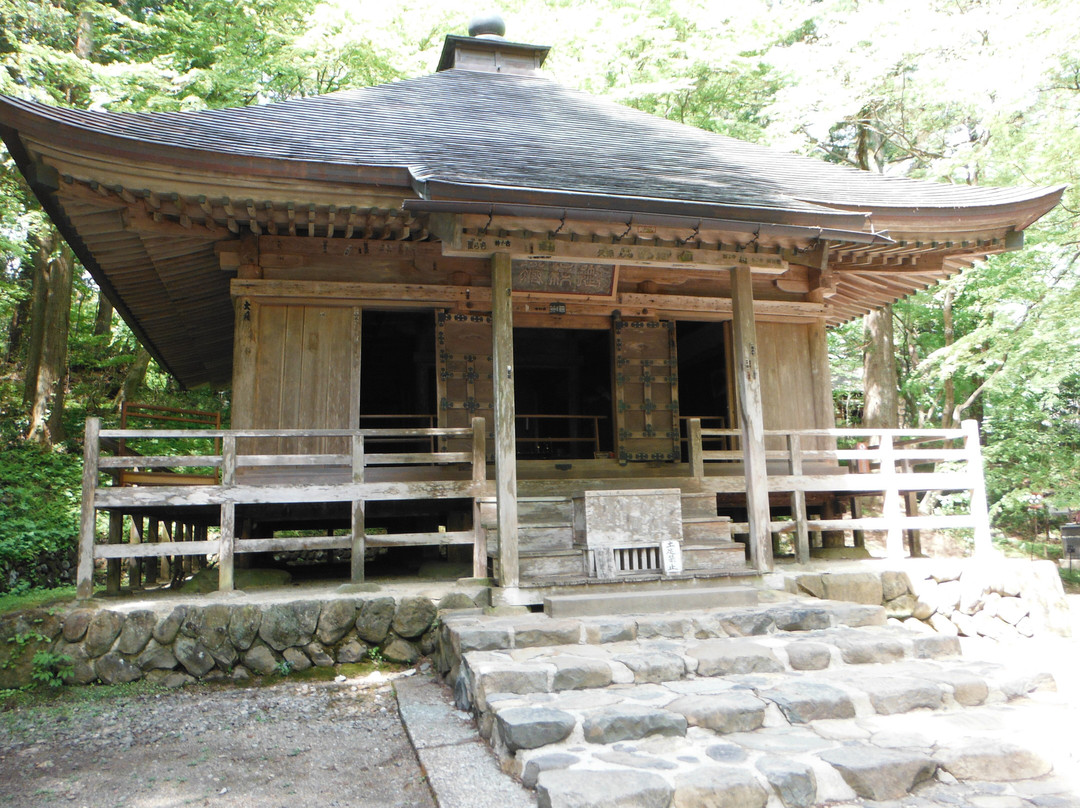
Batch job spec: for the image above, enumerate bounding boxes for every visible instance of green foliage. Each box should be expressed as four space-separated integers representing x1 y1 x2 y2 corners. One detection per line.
30 649 72 687
0 585 77 615
0 438 82 591
274 659 293 677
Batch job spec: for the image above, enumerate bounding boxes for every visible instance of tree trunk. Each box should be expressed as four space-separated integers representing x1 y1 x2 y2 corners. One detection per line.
114 347 152 409
93 293 113 336
25 233 74 446
862 305 900 428
941 286 956 429
3 261 34 364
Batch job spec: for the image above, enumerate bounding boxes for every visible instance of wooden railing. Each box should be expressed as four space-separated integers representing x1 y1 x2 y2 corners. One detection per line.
77 417 489 598
685 418 992 562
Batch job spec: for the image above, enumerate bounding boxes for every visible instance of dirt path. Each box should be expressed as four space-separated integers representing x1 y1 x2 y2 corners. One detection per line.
0 670 437 808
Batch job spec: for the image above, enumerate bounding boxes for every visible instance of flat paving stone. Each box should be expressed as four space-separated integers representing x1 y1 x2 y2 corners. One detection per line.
672 766 768 808
688 640 784 676
759 681 857 723
495 706 576 753
936 742 1053 782
819 743 936 801
549 656 613 691
582 704 688 744
536 769 673 808
756 755 818 808
612 651 686 683
856 676 946 715
665 692 767 734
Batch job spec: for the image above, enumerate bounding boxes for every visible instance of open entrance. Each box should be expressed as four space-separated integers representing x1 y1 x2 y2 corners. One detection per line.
513 327 613 459
676 320 732 433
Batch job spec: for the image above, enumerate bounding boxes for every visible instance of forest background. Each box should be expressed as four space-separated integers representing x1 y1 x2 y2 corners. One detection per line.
0 0 1077 594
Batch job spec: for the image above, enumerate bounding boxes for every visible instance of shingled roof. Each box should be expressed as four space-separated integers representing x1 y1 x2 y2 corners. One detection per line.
0 31 1064 387
0 69 1061 232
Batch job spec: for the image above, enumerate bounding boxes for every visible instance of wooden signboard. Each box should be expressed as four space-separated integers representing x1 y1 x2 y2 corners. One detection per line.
512 260 616 297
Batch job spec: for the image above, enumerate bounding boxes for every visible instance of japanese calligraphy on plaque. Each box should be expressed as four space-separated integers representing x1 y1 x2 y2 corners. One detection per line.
511 260 616 297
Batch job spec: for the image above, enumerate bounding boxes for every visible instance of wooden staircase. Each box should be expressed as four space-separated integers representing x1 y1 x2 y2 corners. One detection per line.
480 493 748 585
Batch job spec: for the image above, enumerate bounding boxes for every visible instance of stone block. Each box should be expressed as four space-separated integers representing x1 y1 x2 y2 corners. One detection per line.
304 641 334 667
796 574 825 599
937 742 1051 781
551 656 613 690
718 610 776 637
515 619 581 648
785 642 832 671
62 609 93 643
665 692 766 734
929 612 960 636
84 610 124 657
136 639 177 671
819 744 935 800
258 601 320 650
856 676 944 714
612 651 685 683
474 663 551 707
911 632 961 658
94 652 142 684
455 625 512 653
537 769 673 808
582 704 687 744
316 600 357 644
756 756 817 808
522 752 579 789
996 596 1029 626
821 572 883 605
584 620 636 644
242 643 278 675
282 646 312 671
636 615 693 639
881 570 912 601
438 592 477 611
382 636 420 664
673 766 768 808
771 607 831 632
495 706 576 752
173 636 215 677
829 603 886 627
392 596 437 639
688 640 783 676
884 595 918 619
759 681 856 723
115 609 156 655
831 632 905 664
227 604 262 650
336 639 369 664
355 597 396 644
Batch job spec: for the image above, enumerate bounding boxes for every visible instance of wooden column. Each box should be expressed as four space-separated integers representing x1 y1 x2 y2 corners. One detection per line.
219 503 235 591
688 418 704 479
471 416 488 579
492 252 519 588
145 519 159 584
351 433 366 583
963 419 993 558
76 417 100 599
880 433 905 558
107 512 123 593
788 433 810 563
729 265 772 572
128 516 144 590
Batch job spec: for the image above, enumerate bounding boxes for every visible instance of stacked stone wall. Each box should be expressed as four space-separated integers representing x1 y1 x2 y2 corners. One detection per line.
0 592 480 689
786 559 1072 640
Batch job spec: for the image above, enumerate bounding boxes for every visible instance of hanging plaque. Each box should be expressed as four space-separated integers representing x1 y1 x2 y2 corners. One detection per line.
512 260 616 296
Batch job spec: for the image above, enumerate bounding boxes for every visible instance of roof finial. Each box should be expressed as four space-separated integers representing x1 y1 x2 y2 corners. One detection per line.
468 13 506 38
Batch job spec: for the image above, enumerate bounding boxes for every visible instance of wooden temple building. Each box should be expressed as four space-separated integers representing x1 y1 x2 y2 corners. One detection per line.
0 20 1063 603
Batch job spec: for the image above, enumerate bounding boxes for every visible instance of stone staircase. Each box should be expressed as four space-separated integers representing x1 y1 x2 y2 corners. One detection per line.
438 597 1075 808
480 493 746 585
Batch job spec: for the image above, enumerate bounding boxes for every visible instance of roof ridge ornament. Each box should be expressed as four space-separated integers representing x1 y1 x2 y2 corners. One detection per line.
468 13 506 39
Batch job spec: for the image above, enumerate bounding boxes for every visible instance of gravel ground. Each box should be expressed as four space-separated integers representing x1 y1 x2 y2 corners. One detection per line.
0 669 437 808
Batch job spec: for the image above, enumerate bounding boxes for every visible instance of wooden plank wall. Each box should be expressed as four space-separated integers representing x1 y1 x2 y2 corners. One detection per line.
756 321 835 450
233 300 361 453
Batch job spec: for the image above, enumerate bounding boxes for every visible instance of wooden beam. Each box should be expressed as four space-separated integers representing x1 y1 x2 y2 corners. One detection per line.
77 417 100 599
351 433 365 583
219 502 235 591
492 252 519 588
730 265 772 572
963 419 993 557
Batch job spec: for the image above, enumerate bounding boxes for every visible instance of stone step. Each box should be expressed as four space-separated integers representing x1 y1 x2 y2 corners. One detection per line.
544 584 758 618
479 660 1058 807
682 517 733 542
683 545 746 572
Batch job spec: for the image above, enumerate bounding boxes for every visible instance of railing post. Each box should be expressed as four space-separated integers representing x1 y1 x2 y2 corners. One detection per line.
218 503 235 591
688 418 704 480
963 419 993 557
351 433 365 583
471 417 488 580
128 517 144 590
221 434 236 486
107 512 123 594
880 433 904 559
77 417 101 599
788 433 810 563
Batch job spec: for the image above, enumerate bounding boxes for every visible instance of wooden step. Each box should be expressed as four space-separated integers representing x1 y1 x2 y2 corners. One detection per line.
543 584 758 617
682 516 733 542
486 525 575 554
478 496 573 529
493 549 585 582
680 492 719 519
682 544 748 571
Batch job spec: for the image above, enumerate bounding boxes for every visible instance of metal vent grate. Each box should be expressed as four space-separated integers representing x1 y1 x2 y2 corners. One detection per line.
589 544 662 576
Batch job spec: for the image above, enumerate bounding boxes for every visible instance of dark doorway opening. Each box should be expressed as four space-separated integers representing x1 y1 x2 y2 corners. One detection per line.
513 327 613 459
360 310 436 433
676 321 731 460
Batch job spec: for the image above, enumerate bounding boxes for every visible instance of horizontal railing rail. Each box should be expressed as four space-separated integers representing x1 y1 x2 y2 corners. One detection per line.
686 418 992 563
77 417 490 598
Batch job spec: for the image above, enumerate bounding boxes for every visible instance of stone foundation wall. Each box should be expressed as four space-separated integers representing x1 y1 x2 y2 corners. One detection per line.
784 559 1072 639
0 591 480 689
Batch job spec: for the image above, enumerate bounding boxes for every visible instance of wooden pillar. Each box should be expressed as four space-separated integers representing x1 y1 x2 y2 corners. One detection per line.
729 265 772 572
351 433 365 583
219 503 235 591
77 417 100 599
145 519 159 584
492 252 519 588
880 433 905 558
963 419 993 558
471 416 488 579
128 516 144 590
106 512 123 594
688 418 704 479
788 433 810 563
182 523 193 575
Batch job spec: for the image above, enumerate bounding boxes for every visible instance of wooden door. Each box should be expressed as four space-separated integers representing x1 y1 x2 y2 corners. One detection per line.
613 316 680 463
435 311 493 455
